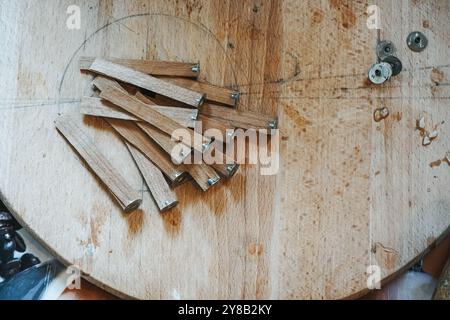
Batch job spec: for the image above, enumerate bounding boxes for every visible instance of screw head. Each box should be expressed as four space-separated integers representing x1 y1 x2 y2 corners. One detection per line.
230 92 241 100
207 177 219 186
191 64 200 73
268 120 278 130
368 62 393 85
376 40 396 59
407 31 428 52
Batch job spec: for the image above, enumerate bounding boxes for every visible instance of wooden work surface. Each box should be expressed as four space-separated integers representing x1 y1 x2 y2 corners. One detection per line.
1 0 449 299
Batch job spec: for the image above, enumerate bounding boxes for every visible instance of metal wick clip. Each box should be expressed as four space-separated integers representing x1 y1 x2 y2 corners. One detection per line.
368 40 403 85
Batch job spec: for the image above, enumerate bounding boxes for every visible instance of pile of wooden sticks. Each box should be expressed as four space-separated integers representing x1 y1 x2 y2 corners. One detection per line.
55 57 278 214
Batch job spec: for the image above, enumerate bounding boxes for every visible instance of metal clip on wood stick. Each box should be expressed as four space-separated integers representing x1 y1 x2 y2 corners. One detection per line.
99 85 211 154
89 58 205 107
80 56 200 78
126 143 178 213
80 97 197 129
55 116 142 213
106 119 186 185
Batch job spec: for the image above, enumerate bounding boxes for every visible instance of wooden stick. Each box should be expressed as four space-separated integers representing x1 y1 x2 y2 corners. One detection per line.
208 148 240 179
92 76 126 93
80 56 200 78
134 91 156 104
185 163 221 192
106 119 186 184
55 116 142 213
99 85 210 154
158 76 239 107
126 143 178 212
200 103 278 130
195 114 235 144
80 96 197 128
89 58 204 107
92 77 198 123
137 123 191 165
134 90 198 127
144 94 191 108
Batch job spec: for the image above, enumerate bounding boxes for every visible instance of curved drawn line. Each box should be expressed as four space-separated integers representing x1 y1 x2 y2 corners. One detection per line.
58 13 241 103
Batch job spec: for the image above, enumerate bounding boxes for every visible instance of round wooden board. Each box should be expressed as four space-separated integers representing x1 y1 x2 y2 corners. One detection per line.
1 0 449 299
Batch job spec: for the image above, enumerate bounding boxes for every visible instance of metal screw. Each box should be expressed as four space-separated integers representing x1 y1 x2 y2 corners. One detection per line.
207 177 219 186
230 92 241 100
226 164 236 173
191 64 200 73
368 62 393 85
407 31 428 52
195 96 204 106
164 200 172 207
268 120 278 130
376 40 396 60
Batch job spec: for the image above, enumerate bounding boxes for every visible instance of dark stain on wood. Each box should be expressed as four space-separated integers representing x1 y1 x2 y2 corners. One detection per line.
431 68 444 85
126 209 144 235
283 105 312 128
429 159 442 168
248 243 264 256
162 208 182 237
329 0 357 29
311 9 325 25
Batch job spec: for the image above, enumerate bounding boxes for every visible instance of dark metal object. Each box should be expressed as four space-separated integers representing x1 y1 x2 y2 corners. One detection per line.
0 259 21 279
20 253 41 271
407 31 428 52
376 40 396 60
382 56 403 76
0 259 64 300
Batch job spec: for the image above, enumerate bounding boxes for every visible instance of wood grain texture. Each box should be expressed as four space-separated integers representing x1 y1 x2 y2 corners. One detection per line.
107 119 185 184
200 103 278 130
184 163 221 192
1 0 450 300
90 58 205 107
55 116 142 213
126 143 178 212
80 56 200 77
158 76 239 106
80 96 197 128
137 122 191 164
100 85 209 154
196 114 235 143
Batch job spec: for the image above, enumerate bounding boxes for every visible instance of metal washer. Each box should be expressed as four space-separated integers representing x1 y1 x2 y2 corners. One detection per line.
376 40 396 60
407 31 428 52
368 62 393 85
